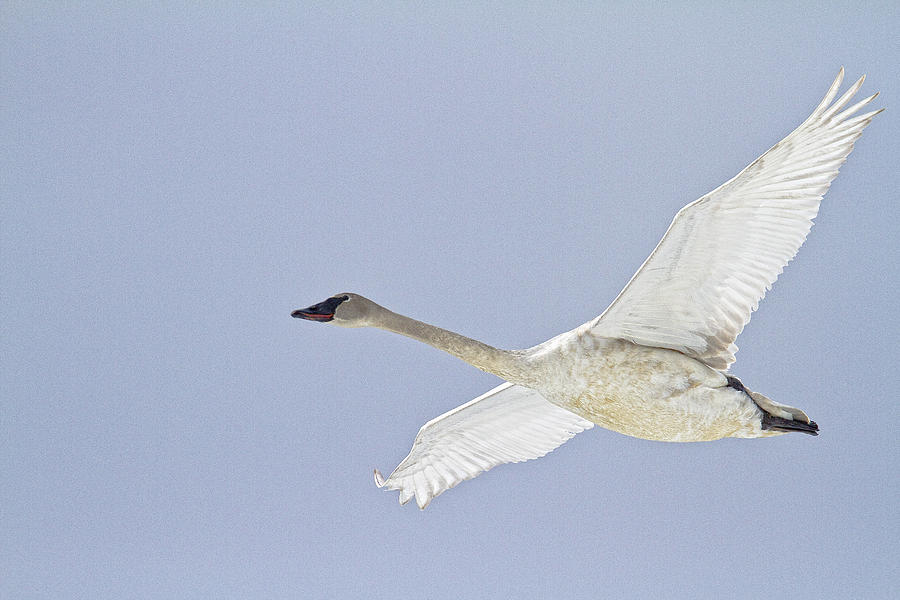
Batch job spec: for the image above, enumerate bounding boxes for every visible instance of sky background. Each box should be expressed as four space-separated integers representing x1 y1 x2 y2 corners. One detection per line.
2 3 898 599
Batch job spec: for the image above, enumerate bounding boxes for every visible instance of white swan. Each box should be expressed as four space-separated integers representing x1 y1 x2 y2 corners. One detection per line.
293 69 881 509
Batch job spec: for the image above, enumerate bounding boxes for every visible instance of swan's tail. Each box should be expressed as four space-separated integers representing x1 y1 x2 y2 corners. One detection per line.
725 376 819 436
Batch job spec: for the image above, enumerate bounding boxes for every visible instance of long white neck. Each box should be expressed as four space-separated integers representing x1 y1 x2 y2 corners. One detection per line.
372 308 534 386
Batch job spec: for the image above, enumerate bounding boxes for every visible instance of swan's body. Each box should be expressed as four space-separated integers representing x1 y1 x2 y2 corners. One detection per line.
293 69 881 508
531 333 768 442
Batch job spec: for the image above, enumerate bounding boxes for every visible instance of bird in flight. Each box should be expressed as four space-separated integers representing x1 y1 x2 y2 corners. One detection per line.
293 69 881 509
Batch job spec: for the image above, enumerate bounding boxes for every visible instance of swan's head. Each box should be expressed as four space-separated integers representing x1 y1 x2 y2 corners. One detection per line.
291 293 376 328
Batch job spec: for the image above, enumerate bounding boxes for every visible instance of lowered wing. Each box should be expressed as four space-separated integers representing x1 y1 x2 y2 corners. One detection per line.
375 382 593 509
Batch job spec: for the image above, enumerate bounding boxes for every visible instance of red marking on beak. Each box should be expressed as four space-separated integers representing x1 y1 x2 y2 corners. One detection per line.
293 311 333 321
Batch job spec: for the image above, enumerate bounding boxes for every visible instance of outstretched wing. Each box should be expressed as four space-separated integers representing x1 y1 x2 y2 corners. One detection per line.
591 68 881 370
374 382 593 509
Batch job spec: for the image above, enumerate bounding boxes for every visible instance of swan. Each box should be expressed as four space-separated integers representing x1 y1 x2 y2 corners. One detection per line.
293 69 881 509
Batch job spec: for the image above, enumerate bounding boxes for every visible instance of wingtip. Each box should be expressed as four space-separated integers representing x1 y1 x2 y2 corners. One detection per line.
373 468 386 487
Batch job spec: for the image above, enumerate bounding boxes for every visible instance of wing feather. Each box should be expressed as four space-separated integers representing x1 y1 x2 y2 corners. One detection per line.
591 69 881 370
374 382 593 509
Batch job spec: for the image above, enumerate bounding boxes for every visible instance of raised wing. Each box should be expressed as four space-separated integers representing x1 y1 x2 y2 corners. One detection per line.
374 382 593 509
591 69 881 370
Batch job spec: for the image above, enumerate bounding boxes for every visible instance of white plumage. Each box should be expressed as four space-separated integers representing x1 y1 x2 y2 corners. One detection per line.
591 70 880 370
374 383 593 508
293 69 880 509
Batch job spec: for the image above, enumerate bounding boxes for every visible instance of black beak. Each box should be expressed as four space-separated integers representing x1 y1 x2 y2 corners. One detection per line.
291 296 346 322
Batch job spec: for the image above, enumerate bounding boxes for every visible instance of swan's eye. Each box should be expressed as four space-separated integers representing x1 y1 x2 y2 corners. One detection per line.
341 295 349 301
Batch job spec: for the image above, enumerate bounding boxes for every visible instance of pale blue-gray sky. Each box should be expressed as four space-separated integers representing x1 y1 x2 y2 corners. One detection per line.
3 3 898 599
